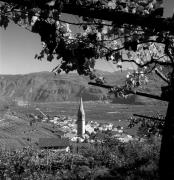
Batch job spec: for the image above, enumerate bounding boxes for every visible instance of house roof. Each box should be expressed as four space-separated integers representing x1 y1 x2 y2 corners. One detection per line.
38 138 70 149
41 125 65 135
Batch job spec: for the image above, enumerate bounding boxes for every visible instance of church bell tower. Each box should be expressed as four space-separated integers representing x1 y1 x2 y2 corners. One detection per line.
77 97 85 137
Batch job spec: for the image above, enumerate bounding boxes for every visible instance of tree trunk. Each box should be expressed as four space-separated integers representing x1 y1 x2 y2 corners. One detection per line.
159 76 174 179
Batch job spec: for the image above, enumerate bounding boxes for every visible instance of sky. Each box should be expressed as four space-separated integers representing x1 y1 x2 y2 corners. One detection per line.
0 0 174 75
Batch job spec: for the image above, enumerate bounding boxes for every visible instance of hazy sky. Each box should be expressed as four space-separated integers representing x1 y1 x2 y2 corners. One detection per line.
0 0 174 75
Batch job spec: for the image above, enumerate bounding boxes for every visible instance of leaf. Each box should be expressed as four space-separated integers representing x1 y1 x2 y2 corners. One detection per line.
0 15 3 27
0 15 9 29
47 54 54 62
34 54 38 59
89 58 95 69
76 0 83 5
12 12 21 24
87 33 97 42
131 41 138 51
2 16 9 29
57 69 61 74
117 64 122 69
82 24 88 31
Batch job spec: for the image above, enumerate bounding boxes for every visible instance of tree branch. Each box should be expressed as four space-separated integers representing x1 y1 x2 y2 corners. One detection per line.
88 82 168 102
1 0 174 34
133 114 165 122
62 4 174 35
155 68 170 84
58 19 112 27
121 55 172 68
0 11 31 31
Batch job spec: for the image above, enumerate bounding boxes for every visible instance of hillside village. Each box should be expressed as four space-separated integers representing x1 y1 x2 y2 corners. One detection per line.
24 98 136 148
0 97 138 151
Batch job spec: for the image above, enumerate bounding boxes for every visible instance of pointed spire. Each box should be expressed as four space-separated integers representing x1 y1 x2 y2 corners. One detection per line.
77 97 85 137
79 97 85 115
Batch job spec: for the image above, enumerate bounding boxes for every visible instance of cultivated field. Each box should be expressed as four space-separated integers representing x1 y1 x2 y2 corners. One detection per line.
24 101 167 122
10 101 167 130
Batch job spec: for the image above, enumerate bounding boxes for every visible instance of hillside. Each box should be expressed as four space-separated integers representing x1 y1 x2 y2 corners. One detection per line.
0 70 166 105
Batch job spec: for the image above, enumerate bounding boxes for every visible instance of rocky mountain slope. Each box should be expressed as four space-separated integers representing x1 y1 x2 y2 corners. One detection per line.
0 70 165 104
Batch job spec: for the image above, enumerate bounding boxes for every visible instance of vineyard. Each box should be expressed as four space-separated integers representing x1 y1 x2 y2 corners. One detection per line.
0 136 160 180
0 110 59 150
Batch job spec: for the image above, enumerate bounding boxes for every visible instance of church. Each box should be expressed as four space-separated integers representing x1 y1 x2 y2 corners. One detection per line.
76 97 85 138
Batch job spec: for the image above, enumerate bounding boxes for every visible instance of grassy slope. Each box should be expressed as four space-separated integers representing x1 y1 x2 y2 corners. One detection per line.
0 111 59 150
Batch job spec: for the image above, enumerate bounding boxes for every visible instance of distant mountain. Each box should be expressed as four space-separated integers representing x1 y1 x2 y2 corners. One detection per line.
0 70 165 105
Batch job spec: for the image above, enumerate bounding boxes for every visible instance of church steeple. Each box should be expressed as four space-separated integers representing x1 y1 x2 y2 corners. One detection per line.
77 97 85 137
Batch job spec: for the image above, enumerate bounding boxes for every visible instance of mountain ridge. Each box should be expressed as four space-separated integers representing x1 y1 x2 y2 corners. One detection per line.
0 70 164 105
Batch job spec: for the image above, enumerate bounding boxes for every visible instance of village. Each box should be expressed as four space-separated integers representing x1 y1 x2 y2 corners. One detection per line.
25 98 136 153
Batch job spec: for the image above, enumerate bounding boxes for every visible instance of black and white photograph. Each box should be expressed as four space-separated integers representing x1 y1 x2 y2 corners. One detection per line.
0 0 173 179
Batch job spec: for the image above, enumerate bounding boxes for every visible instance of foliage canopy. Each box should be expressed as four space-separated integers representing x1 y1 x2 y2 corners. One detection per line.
0 0 171 92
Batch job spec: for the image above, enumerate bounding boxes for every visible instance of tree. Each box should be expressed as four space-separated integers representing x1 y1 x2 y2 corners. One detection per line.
128 113 165 138
0 0 174 179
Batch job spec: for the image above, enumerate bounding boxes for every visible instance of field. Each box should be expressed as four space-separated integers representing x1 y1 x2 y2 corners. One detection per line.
25 101 167 122
12 101 167 129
